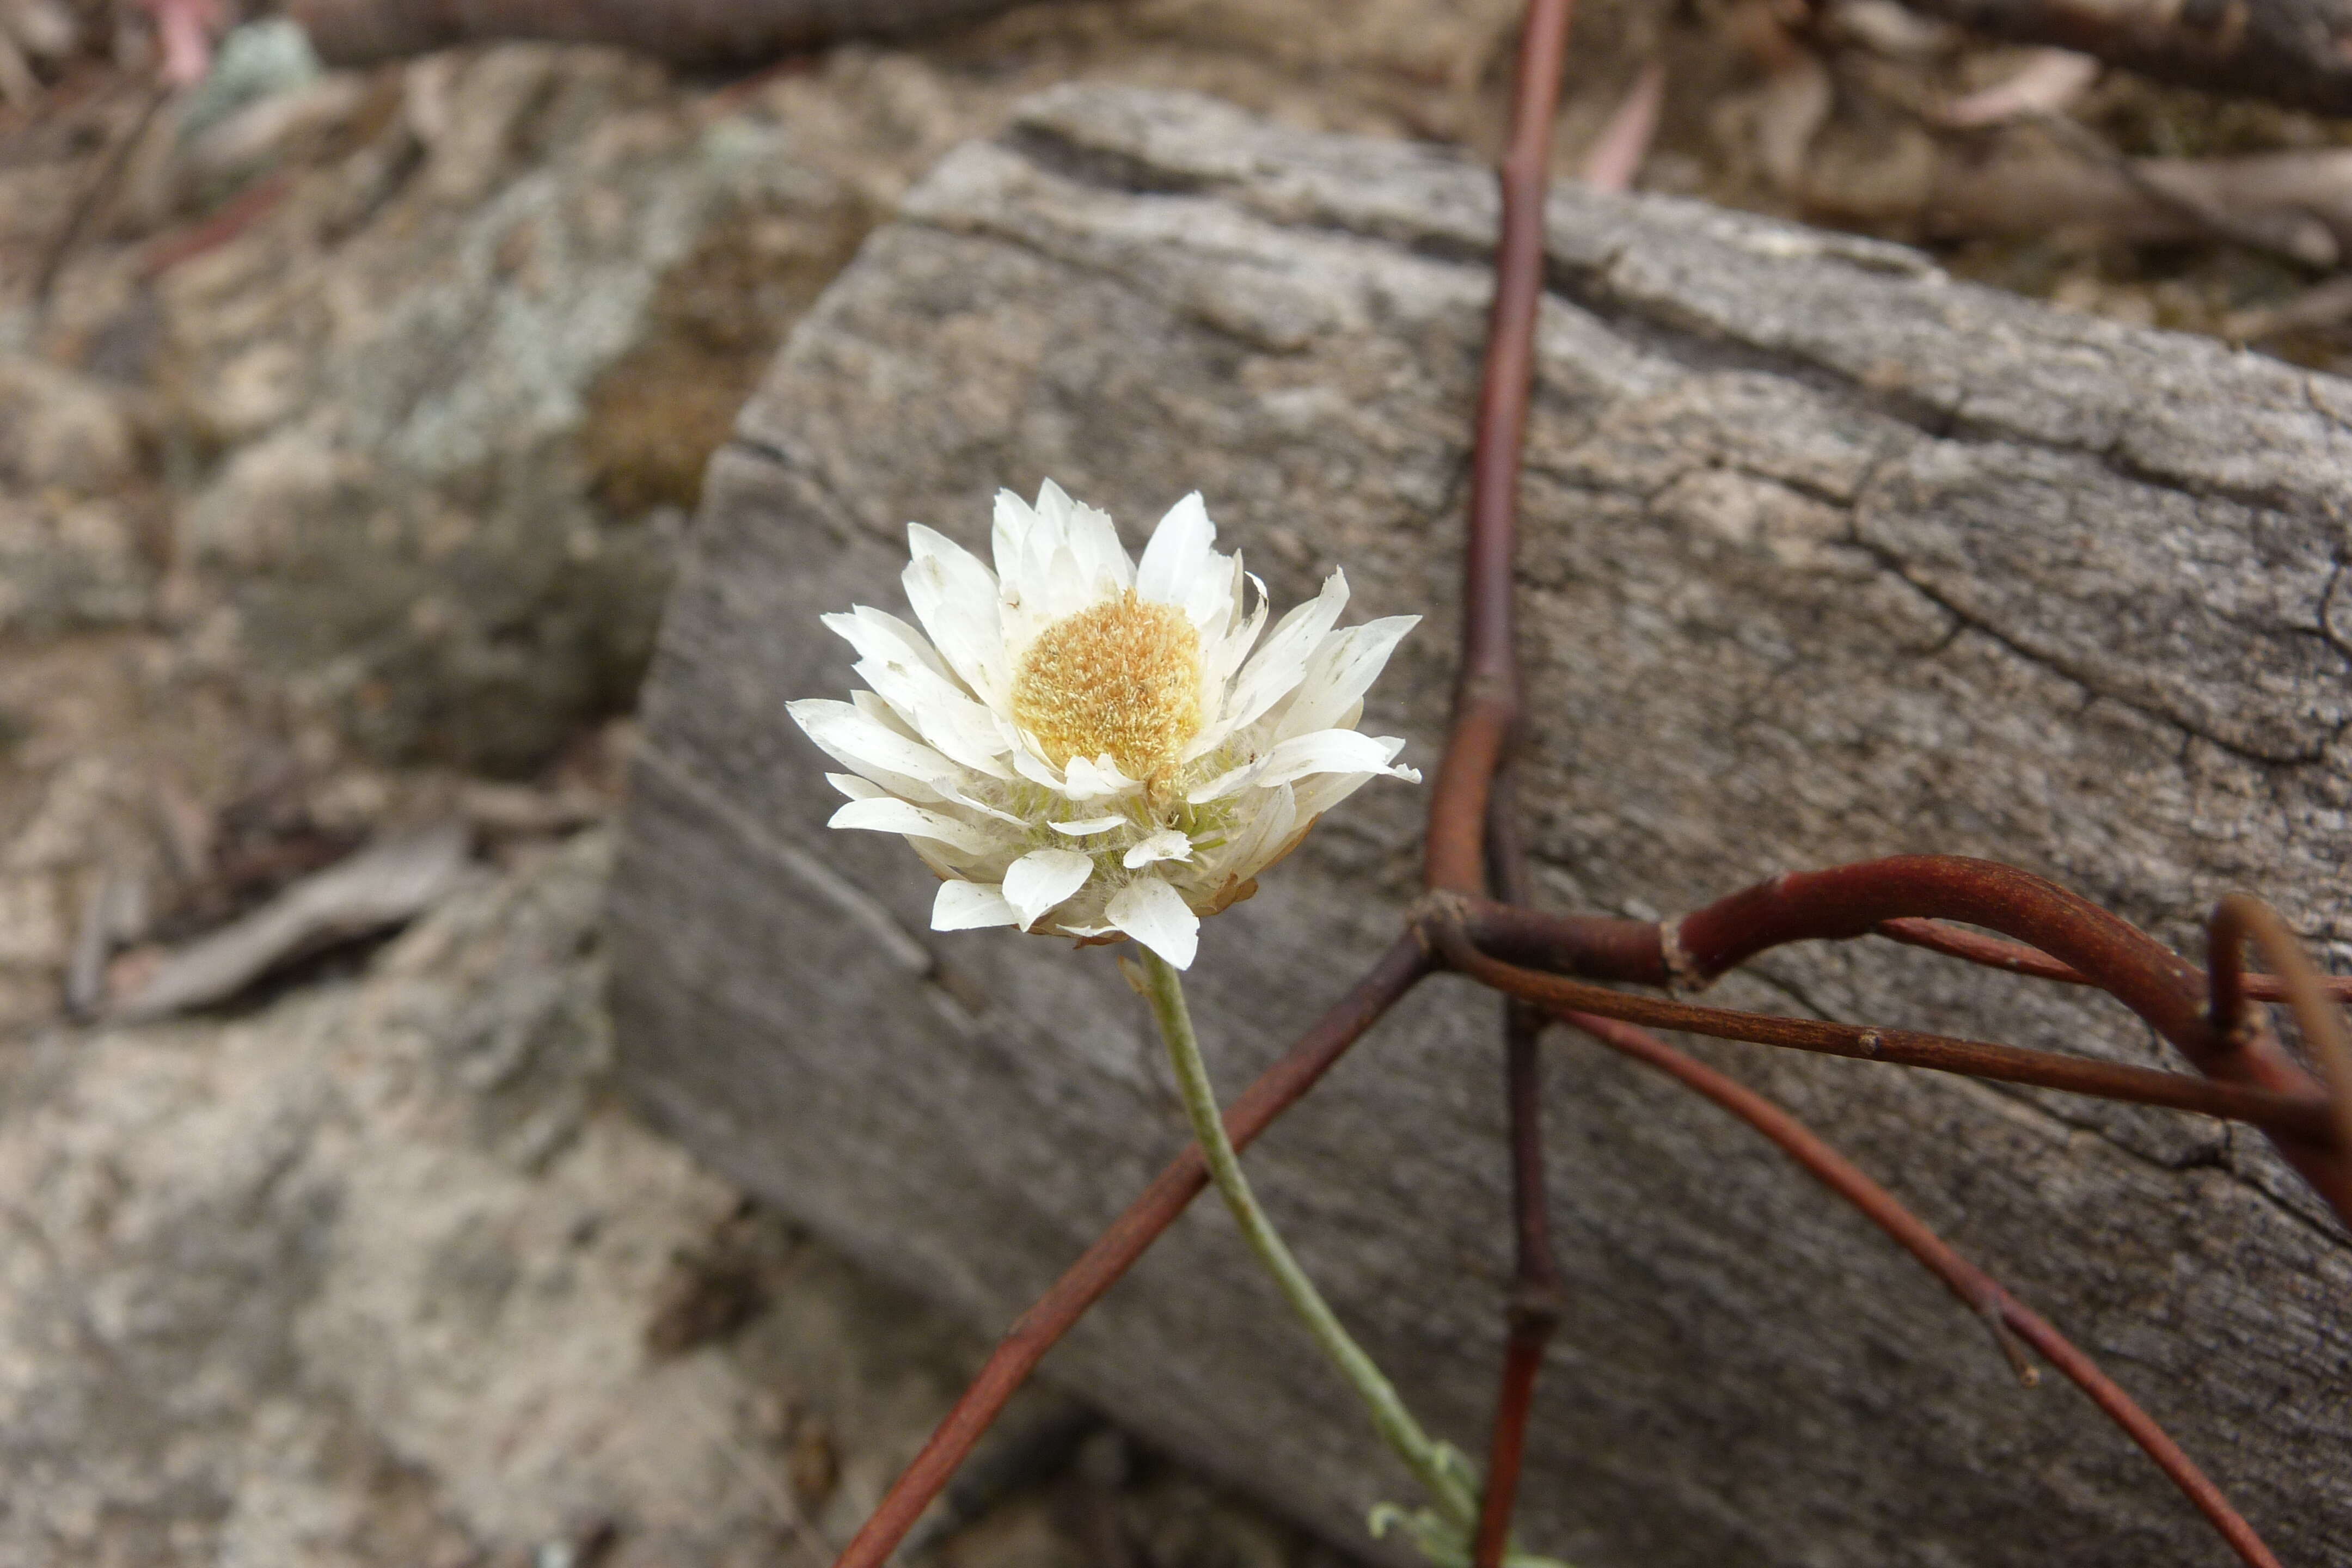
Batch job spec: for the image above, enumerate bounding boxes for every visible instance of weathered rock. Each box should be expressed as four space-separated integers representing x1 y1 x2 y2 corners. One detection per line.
0 833 780 1565
0 353 155 636
0 826 1345 1567
611 85 2352 1568
157 45 871 774
0 8 1554 1057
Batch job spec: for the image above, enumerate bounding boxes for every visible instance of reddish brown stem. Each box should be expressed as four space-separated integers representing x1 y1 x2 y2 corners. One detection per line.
1673 860 2209 1038
1885 916 2352 1003
824 935 1429 1568
2004 1312 2283 1568
1423 0 1570 899
1670 859 2351 1219
1471 1316 1549 1566
1477 774 1569 1568
1429 915 2343 1147
1447 860 2352 1220
1454 2 1577 1554
2207 896 2352 1167
1559 1009 2283 1568
1454 894 1670 986
1465 896 2352 1006
1875 916 2087 983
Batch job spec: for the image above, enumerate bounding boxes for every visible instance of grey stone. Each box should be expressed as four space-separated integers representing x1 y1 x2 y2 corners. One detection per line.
0 825 1330 1567
0 353 152 636
610 86 2352 1568
168 46 861 774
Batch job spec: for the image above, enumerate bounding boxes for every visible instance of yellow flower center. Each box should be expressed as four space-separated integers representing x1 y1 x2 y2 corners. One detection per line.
1010 589 1203 780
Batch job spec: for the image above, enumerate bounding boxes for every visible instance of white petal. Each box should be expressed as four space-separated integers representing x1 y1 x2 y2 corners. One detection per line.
1208 782 1297 883
991 488 1040 595
1287 767 1377 824
934 881 1020 931
1064 494 1134 596
1003 847 1095 930
1186 551 1238 653
828 797 1009 856
870 672 1002 768
1122 829 1194 869
1010 745 1068 791
824 606 958 687
1195 566 1268 734
1272 616 1420 740
1007 482 1074 621
825 772 887 801
1187 729 1410 803
829 610 1013 779
1205 568 1350 749
1136 492 1215 607
938 783 1029 826
1184 547 1238 634
1285 745 1420 824
1037 533 1096 622
1061 754 1141 802
819 703 1022 823
1107 877 1200 969
1051 814 1130 836
791 698 961 802
903 524 1009 707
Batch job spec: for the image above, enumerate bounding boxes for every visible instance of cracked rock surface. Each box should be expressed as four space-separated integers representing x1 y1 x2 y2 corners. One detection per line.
614 85 2352 1568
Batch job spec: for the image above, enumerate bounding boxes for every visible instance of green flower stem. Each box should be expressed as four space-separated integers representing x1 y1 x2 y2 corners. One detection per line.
1138 948 1479 1528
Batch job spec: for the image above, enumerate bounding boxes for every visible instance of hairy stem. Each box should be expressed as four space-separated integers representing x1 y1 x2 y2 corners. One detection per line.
1139 950 1479 1528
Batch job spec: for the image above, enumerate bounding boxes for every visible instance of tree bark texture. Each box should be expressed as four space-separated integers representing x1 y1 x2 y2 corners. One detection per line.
286 0 1036 67
1898 0 2352 114
609 86 2352 1568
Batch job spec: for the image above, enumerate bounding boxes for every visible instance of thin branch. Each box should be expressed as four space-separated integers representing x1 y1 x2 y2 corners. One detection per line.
1448 1 1578 1557
1457 896 2352 1006
1477 808 1571 1568
1428 910 2342 1147
1423 0 1567 899
823 935 1432 1568
2002 1312 2283 1568
1477 780 1566 1568
1557 1010 2283 1568
2207 896 2352 1166
1881 917 2352 1004
1875 916 2084 983
1671 859 2205 1031
1449 858 2352 1222
1665 858 2352 1221
1451 893 1669 986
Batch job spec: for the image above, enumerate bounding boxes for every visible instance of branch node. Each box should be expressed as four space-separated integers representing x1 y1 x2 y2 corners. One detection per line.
1659 918 1705 994
1411 889 1474 958
1976 1301 2042 1388
1506 1280 1565 1336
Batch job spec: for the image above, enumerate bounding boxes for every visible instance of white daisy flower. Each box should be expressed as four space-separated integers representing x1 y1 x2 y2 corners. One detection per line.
788 481 1421 970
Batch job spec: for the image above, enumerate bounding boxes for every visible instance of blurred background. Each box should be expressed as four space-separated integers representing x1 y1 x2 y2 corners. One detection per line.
2 1 2345 1564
